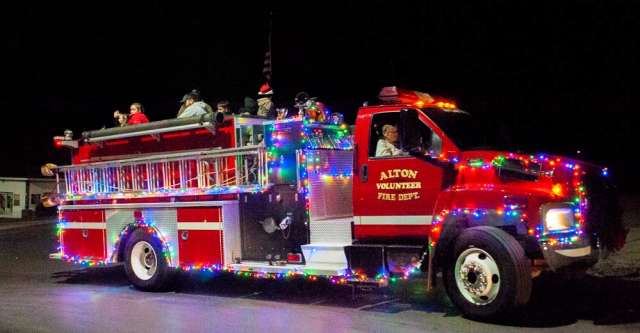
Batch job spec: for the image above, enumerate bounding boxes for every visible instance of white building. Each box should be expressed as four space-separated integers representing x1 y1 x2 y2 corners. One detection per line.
0 177 61 219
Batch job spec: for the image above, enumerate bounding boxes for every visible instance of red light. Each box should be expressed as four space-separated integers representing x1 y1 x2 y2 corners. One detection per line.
287 253 303 264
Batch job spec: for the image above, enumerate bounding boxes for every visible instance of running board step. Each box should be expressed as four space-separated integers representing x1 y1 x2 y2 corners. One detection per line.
229 261 348 276
301 243 350 266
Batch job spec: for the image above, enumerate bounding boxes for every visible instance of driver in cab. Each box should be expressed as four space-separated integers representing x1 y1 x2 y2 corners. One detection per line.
375 124 404 157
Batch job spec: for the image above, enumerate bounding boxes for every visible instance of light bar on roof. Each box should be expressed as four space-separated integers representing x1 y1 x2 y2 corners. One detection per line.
378 86 435 105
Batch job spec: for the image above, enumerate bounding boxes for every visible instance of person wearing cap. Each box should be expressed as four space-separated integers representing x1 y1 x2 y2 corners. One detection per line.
177 89 213 118
113 102 149 126
256 83 275 118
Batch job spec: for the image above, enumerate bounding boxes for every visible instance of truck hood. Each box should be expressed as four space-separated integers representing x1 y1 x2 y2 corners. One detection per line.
457 150 625 251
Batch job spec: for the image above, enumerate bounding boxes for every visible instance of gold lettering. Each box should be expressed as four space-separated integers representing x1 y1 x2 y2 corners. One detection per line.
398 192 420 201
379 169 419 180
374 182 422 190
377 192 396 201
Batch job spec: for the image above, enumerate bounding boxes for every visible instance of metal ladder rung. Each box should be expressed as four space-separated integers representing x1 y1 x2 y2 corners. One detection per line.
60 147 266 196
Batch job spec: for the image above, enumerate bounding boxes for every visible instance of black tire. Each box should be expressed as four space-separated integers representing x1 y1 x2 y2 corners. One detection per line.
124 228 174 291
443 226 531 321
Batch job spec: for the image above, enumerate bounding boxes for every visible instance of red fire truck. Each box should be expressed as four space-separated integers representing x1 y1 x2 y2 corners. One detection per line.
47 87 624 320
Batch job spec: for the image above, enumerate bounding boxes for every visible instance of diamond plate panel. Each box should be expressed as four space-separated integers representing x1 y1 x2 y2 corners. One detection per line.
307 150 353 220
304 149 353 245
310 218 352 244
105 209 136 260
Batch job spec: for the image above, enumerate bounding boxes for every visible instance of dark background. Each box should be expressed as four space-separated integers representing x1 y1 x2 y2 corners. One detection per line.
2 1 638 192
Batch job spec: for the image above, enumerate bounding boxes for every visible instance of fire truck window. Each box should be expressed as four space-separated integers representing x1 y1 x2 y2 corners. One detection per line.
415 121 442 156
370 112 402 157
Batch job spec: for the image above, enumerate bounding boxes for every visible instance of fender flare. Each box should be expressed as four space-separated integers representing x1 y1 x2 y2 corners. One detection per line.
113 223 173 266
431 213 468 272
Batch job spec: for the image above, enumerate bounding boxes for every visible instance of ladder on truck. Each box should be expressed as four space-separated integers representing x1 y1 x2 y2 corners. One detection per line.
55 145 269 197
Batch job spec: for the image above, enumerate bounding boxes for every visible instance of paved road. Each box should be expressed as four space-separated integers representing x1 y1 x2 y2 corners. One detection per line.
0 224 639 333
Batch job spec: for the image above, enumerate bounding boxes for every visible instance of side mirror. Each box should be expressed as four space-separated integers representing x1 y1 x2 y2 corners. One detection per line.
399 109 421 153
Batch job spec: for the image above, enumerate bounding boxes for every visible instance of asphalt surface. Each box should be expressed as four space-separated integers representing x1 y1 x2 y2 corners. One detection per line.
0 221 639 333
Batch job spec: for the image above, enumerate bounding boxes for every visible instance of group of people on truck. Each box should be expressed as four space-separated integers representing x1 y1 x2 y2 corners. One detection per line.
112 89 226 127
110 83 343 128
113 102 149 126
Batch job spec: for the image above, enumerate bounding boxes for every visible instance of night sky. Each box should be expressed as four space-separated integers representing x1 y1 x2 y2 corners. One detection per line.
2 1 639 192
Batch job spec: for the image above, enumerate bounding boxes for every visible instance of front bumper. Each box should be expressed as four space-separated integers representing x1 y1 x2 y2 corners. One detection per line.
541 237 599 271
538 202 599 271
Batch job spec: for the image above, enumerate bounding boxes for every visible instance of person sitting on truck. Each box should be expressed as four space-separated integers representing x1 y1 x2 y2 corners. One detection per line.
177 89 214 118
217 100 232 114
113 110 128 127
256 83 275 118
127 103 150 124
113 102 149 126
239 97 258 115
375 124 403 156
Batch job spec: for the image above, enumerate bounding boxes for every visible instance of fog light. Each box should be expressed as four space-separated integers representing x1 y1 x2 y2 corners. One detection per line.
545 208 574 231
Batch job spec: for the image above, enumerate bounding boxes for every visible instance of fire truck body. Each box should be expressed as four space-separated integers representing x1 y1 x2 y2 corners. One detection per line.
50 88 624 319
54 114 357 278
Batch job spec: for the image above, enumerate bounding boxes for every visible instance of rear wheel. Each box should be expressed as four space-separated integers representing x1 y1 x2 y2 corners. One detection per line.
444 226 531 320
124 228 174 291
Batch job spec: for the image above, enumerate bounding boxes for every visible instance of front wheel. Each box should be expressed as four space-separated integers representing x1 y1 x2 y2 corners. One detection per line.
124 228 174 291
444 226 532 320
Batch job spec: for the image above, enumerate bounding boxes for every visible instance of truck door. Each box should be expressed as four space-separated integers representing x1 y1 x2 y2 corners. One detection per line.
353 108 445 242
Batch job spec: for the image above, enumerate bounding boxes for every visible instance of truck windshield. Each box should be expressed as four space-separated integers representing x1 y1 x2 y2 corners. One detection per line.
421 107 506 151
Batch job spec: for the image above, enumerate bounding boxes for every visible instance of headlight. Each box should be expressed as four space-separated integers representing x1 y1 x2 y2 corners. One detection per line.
545 207 574 231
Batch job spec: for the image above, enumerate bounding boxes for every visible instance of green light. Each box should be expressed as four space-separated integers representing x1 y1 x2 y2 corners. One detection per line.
468 159 484 167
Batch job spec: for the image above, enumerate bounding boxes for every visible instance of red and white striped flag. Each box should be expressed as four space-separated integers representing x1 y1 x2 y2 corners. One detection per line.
262 50 272 82
262 11 273 83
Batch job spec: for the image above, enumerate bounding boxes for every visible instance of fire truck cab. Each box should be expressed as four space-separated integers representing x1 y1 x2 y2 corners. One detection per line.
48 87 624 320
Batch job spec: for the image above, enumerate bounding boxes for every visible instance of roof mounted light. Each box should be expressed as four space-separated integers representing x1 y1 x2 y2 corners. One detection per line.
435 101 457 110
378 86 434 105
378 86 464 113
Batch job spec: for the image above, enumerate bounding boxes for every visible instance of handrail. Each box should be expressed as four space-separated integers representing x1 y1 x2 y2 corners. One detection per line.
57 145 269 197
56 145 264 171
82 113 225 143
84 122 215 143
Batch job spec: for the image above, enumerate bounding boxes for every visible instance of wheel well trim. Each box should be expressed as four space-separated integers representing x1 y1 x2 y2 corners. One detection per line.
113 223 174 267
